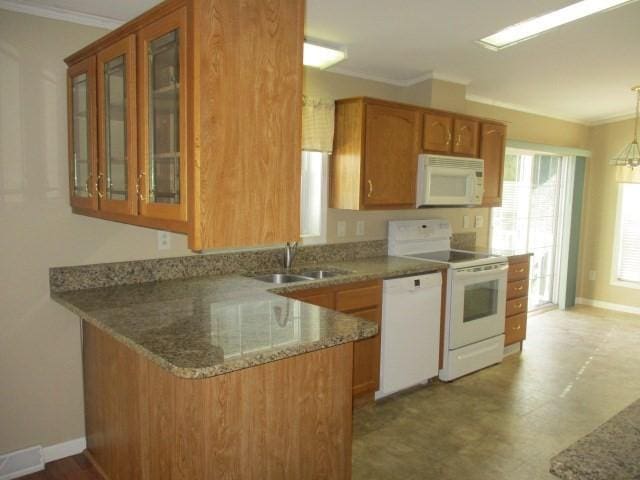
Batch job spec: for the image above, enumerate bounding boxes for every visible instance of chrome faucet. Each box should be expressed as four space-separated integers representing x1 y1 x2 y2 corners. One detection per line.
282 241 298 271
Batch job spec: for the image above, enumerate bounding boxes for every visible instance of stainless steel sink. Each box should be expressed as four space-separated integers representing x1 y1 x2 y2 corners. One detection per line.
253 273 313 284
299 270 348 279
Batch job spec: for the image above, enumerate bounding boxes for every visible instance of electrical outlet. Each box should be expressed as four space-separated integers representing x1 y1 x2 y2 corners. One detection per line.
475 215 484 228
588 270 597 281
157 231 171 251
356 221 365 236
463 216 471 229
337 221 347 237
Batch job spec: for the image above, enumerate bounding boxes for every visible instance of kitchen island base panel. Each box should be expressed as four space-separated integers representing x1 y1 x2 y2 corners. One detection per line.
82 321 354 480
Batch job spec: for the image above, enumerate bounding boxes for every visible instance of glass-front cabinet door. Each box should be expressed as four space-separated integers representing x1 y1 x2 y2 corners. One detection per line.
97 35 137 215
67 57 98 210
138 8 188 222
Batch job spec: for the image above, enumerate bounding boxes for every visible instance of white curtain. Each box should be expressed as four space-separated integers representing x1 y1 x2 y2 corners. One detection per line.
302 96 335 153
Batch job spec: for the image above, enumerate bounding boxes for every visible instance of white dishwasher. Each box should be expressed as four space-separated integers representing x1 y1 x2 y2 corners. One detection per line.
376 272 442 399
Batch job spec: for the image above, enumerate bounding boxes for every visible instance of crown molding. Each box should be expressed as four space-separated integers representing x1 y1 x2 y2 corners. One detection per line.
586 111 636 126
465 93 588 125
327 66 413 87
0 0 124 30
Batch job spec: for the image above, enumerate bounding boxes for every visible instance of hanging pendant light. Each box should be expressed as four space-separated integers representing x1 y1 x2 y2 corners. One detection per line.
611 86 640 170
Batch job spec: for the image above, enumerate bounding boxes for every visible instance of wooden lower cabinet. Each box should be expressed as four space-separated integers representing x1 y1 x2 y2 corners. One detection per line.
504 255 532 346
83 321 353 480
287 280 382 401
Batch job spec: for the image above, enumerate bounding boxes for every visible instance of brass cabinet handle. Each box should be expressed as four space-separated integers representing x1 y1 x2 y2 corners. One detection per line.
513 324 522 331
95 173 104 199
367 179 373 198
446 128 452 145
515 286 524 291
455 133 462 146
516 268 526 273
85 175 93 197
136 173 145 201
516 303 523 309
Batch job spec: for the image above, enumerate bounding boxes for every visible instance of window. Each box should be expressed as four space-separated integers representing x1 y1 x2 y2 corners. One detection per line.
612 183 640 287
300 151 328 244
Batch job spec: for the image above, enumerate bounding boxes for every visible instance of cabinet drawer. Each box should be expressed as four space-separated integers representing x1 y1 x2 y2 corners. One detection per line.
508 262 529 281
506 297 527 317
505 313 526 345
507 279 528 299
335 283 381 312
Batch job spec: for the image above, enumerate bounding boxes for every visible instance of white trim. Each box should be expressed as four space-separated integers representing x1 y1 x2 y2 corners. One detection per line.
0 446 43 480
610 183 640 289
326 68 471 88
0 0 123 29
506 140 591 158
576 297 640 316
42 437 86 463
587 110 637 126
466 93 587 125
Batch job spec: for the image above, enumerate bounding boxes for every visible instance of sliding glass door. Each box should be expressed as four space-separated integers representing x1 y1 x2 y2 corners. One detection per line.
491 150 569 309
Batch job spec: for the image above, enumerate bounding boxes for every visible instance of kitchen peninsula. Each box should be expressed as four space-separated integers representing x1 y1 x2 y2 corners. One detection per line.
50 245 445 479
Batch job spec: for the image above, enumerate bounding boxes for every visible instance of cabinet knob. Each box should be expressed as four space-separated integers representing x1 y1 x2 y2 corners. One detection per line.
95 173 104 199
367 179 373 198
136 173 146 201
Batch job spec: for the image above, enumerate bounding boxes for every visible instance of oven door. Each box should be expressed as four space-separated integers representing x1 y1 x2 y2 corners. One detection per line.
423 166 476 206
449 263 507 349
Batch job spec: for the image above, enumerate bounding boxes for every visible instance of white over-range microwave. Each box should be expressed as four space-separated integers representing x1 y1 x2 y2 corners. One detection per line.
416 154 484 207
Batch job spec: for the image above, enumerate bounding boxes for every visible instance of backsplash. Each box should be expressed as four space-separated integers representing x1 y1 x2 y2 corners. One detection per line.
50 233 475 293
49 240 387 293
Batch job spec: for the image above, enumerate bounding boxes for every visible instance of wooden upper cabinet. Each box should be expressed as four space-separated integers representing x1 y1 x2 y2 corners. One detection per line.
422 112 453 153
452 118 479 156
64 0 304 250
67 57 98 211
330 98 420 210
364 104 420 208
97 35 137 216
480 122 507 207
138 8 188 223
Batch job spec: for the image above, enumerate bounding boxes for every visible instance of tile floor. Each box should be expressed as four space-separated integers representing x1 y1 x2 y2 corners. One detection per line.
352 305 640 480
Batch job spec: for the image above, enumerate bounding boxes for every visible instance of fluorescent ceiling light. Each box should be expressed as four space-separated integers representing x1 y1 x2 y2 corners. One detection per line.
478 0 638 50
303 39 346 69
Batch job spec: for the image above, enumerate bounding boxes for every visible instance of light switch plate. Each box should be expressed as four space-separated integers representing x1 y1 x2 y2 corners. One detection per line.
463 216 471 229
475 215 484 228
337 221 347 237
157 231 171 250
356 221 365 236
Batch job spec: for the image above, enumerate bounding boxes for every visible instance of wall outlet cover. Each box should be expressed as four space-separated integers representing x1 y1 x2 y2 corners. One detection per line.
157 231 171 250
337 221 347 237
356 221 365 236
475 215 484 228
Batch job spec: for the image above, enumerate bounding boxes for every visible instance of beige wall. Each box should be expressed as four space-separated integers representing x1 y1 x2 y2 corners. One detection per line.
0 9 598 457
576 118 640 308
0 10 195 455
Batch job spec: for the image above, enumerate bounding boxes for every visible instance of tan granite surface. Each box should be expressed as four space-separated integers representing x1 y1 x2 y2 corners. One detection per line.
51 255 445 379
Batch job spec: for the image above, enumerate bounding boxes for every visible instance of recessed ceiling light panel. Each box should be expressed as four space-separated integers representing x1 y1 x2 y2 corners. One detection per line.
303 39 347 69
478 0 638 50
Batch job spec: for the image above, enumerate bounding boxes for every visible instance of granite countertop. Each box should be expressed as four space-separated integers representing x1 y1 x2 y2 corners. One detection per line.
52 256 445 379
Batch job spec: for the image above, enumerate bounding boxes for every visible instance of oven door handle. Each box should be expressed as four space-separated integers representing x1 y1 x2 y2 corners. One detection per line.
452 264 508 280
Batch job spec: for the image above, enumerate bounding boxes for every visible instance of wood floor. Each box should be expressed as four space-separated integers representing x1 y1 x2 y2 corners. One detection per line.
21 454 101 480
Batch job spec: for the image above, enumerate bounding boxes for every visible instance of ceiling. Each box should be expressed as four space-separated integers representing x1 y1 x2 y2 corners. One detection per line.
4 0 640 124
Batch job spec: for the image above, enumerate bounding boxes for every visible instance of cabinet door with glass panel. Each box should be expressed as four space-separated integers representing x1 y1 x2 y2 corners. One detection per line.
97 35 137 215
138 8 188 223
67 57 98 210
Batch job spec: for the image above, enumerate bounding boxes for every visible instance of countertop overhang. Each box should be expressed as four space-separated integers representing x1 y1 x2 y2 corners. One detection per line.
52 255 446 379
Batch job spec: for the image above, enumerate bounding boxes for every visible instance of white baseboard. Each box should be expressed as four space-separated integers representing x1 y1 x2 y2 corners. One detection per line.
0 437 86 480
42 437 86 463
503 342 522 357
576 297 640 316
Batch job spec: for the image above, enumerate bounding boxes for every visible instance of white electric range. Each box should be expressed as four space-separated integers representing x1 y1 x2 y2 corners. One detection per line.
388 219 508 381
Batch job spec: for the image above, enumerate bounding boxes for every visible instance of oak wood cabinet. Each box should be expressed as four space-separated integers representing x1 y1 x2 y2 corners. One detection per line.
65 0 304 250
505 255 531 346
286 280 383 402
331 98 421 210
480 123 507 207
331 97 506 210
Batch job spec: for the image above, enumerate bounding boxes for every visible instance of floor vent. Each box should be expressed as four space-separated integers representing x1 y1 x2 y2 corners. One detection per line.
0 445 44 480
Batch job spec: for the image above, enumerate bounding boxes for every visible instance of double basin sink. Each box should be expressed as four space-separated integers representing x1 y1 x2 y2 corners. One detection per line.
253 269 349 284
